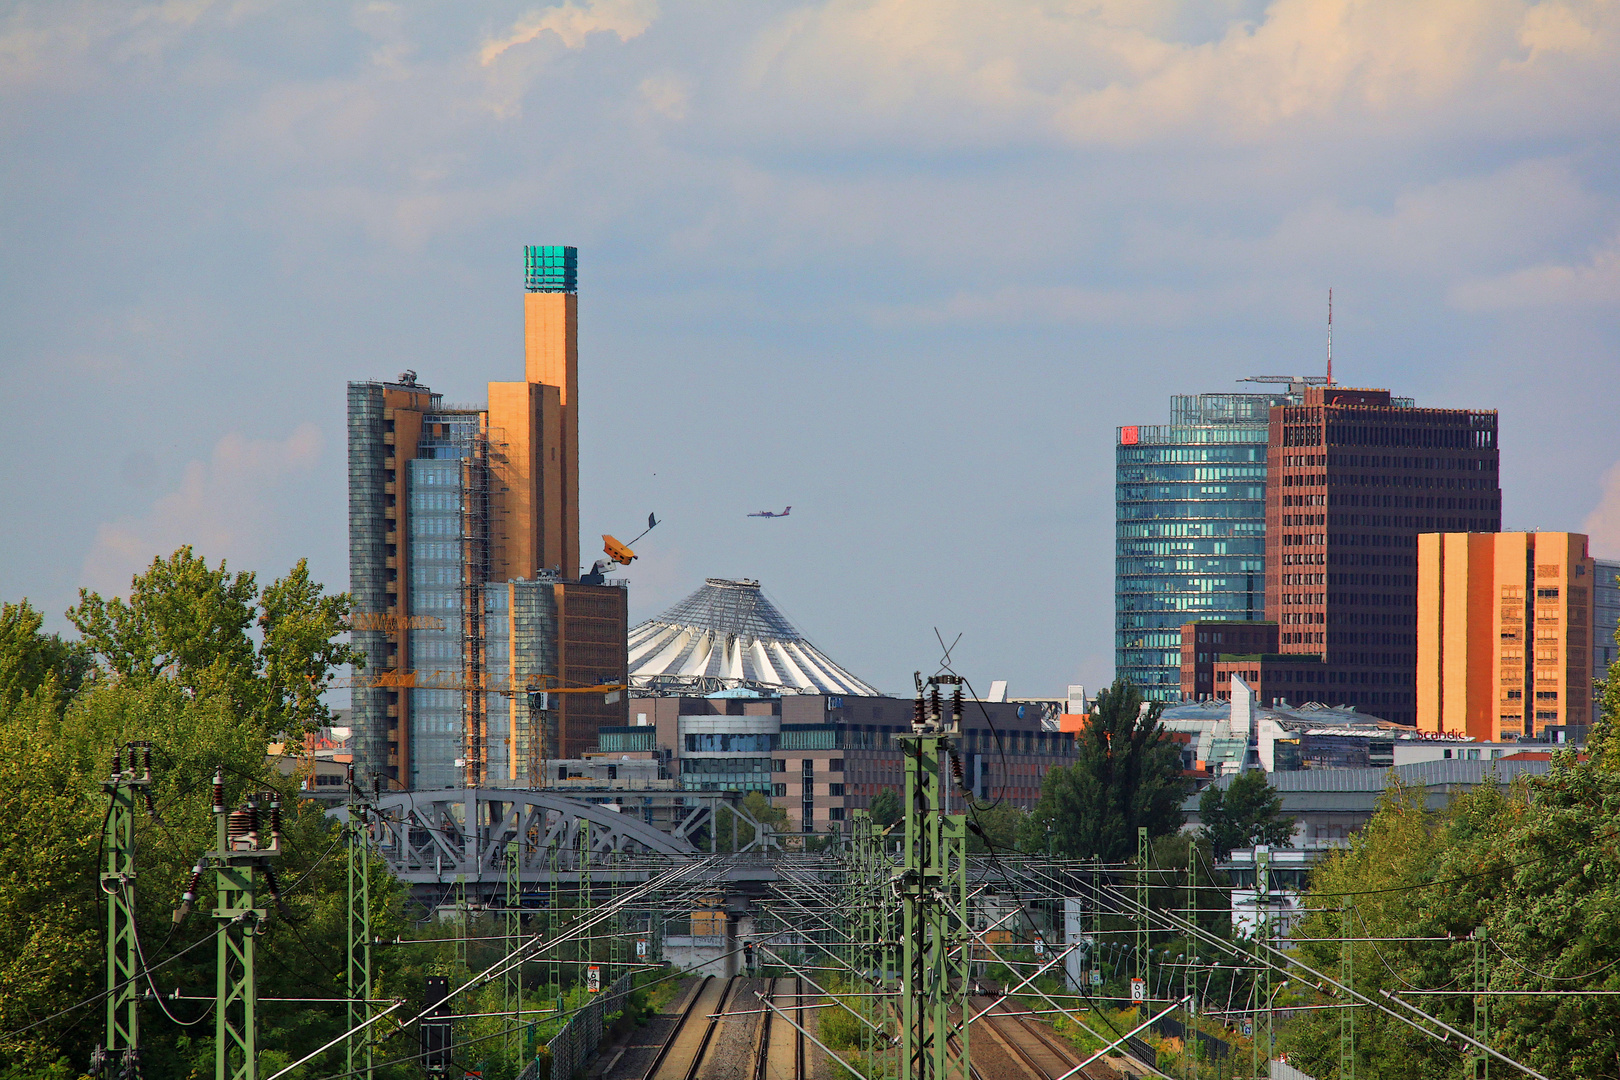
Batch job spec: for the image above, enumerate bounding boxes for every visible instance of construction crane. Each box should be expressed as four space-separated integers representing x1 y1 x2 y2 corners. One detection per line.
584 512 658 583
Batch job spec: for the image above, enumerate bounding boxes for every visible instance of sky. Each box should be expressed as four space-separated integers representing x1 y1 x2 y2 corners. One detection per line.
2 0 1619 700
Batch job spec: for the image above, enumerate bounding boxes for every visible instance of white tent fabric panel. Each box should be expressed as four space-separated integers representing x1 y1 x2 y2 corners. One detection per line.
626 577 878 696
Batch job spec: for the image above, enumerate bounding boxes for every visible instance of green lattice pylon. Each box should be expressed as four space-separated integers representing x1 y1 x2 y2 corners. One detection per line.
1137 825 1150 1012
100 744 151 1079
506 840 521 1053
214 788 280 1080
897 696 969 1080
1339 899 1354 1080
1472 929 1489 1080
347 785 373 1080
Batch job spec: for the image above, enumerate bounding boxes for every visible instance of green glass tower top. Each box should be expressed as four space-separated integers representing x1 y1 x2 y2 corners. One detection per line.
524 245 577 293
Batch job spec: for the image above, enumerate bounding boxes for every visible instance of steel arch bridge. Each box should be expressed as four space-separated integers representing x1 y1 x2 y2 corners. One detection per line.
330 788 776 899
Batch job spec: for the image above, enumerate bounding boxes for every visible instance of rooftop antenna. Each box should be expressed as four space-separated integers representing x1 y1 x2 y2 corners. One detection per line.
1326 288 1333 385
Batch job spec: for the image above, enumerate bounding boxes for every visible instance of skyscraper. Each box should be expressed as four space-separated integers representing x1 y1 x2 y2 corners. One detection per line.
1416 531 1593 742
1265 386 1501 725
348 246 625 790
1116 387 1304 702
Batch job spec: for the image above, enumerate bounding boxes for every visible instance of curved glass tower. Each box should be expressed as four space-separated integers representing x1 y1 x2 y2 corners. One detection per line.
1114 393 1286 701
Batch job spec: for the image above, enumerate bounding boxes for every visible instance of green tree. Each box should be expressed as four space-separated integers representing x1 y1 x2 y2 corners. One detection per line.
0 600 89 712
966 804 1027 853
714 790 791 851
1198 769 1296 859
1022 679 1188 861
869 787 902 829
66 547 359 736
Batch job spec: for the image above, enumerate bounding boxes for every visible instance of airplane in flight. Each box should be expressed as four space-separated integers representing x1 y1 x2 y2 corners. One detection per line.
748 506 791 518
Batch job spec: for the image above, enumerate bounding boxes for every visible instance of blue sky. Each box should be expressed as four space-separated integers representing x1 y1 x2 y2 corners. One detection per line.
3 0 1619 697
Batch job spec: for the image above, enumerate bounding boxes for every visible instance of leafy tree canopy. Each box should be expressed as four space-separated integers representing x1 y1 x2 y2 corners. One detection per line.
1198 768 1297 859
1021 678 1188 862
66 547 360 736
0 600 89 712
869 787 902 830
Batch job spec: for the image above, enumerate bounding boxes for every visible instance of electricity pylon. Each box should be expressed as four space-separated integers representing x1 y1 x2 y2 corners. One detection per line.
94 742 153 1080
897 676 970 1080
347 768 374 1080
206 774 282 1080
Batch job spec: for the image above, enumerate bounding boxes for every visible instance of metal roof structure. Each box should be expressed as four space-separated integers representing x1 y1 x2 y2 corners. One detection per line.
627 578 879 697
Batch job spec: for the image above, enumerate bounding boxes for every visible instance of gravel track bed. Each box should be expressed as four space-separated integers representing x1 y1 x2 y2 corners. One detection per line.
699 978 766 1080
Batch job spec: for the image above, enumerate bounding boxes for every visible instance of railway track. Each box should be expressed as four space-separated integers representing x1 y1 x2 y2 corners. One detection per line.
642 975 737 1080
971 996 1114 1080
755 977 806 1080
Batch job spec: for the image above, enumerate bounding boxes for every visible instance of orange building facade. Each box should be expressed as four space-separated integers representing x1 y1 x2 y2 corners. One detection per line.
1417 532 1595 741
349 246 624 791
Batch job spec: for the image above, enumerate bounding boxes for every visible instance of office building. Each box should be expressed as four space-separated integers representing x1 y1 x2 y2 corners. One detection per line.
623 691 1073 833
1116 387 1306 701
1595 559 1620 726
1417 532 1594 742
348 246 625 790
1264 385 1501 725
1179 619 1278 700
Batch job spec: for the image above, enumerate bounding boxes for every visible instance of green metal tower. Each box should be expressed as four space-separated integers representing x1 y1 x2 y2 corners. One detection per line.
211 779 281 1080
1339 899 1353 1080
346 772 373 1080
506 840 521 1054
1253 845 1272 1080
97 742 152 1080
1471 929 1488 1080
897 678 970 1080
1136 825 1150 1011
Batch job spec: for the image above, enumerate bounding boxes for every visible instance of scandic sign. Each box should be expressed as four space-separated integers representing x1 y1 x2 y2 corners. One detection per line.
1121 426 1139 445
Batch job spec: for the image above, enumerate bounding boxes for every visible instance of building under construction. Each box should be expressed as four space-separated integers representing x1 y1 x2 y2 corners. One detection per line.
347 246 627 791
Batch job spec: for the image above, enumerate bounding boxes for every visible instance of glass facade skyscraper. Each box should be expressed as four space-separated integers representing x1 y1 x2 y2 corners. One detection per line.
1115 392 1290 701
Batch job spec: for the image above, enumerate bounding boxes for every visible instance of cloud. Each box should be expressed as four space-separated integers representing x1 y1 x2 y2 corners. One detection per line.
737 0 1620 149
479 0 657 64
80 424 323 596
1586 460 1620 560
1450 231 1620 309
639 74 689 120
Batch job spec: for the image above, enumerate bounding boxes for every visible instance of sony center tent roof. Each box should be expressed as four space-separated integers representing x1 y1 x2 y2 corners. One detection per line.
628 578 879 696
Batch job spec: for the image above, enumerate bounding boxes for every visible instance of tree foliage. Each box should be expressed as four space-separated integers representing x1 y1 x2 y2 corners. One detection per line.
1197 769 1297 859
1022 679 1188 861
868 787 902 829
1280 761 1620 1080
66 547 360 736
0 600 89 713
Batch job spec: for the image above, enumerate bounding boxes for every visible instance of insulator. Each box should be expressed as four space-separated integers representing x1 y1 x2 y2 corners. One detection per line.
227 808 255 845
950 751 965 786
929 684 942 725
951 686 963 726
263 863 285 912
912 694 925 730
140 743 152 776
345 763 355 788
173 860 206 923
212 769 225 815
111 748 122 777
269 797 283 841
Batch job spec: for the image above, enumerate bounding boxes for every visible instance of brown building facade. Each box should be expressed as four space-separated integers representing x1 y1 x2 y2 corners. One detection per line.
1417 532 1594 742
1180 620 1278 699
1264 386 1501 725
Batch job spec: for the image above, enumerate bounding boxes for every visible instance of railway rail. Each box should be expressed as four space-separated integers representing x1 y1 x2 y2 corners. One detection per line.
971 996 1117 1080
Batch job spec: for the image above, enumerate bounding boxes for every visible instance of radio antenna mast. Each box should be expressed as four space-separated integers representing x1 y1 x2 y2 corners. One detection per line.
1327 287 1334 384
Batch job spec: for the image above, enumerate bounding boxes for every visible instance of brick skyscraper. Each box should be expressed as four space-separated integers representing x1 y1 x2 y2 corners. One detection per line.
1264 385 1500 725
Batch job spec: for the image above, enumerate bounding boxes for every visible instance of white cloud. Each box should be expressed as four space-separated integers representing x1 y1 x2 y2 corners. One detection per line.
80 424 323 596
1450 231 1620 309
1586 460 1620 560
736 0 1620 149
479 0 657 64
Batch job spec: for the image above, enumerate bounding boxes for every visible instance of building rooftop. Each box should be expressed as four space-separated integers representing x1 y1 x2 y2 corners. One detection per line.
628 578 878 697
